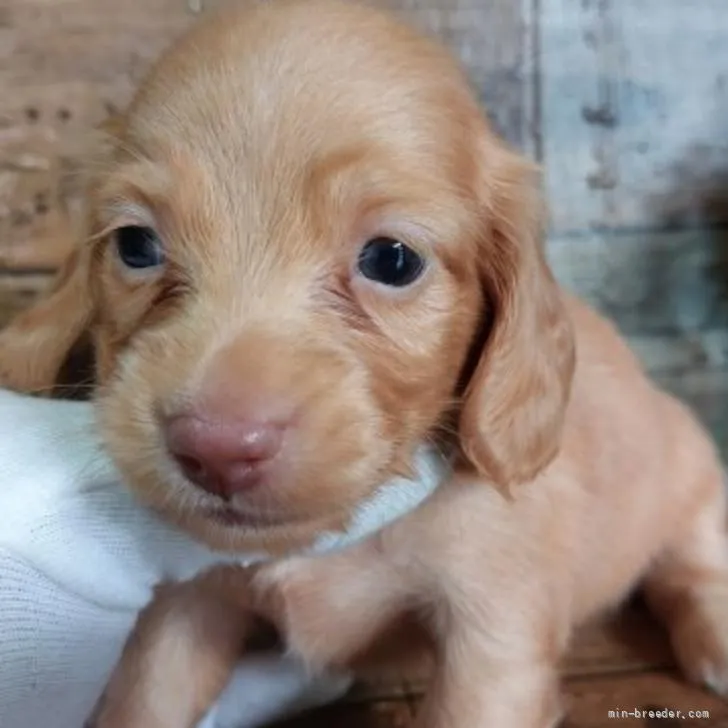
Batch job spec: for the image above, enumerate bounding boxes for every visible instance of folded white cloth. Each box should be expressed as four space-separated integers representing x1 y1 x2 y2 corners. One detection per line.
0 389 444 728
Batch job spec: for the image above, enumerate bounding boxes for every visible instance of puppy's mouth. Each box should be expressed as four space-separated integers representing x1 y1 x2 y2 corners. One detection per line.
202 504 302 529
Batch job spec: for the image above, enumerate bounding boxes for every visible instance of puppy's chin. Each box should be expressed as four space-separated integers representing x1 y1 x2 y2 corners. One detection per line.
102 433 391 556
146 443 448 556
171 506 351 555
113 460 378 555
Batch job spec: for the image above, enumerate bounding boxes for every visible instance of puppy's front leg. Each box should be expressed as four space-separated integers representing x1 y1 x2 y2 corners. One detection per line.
255 534 563 728
87 566 253 728
416 631 562 728
253 538 413 670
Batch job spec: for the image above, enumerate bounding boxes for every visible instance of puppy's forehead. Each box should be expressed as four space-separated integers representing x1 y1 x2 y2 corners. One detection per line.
125 1 478 187
106 1 486 291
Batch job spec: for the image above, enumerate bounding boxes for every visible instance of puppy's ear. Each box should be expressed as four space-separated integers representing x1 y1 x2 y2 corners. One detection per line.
0 244 97 395
458 138 575 488
0 116 126 396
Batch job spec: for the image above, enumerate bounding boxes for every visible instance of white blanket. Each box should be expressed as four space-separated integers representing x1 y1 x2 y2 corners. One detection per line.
0 389 444 728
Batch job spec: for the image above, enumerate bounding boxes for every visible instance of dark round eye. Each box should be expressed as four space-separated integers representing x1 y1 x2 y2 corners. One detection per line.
356 237 425 287
114 225 165 270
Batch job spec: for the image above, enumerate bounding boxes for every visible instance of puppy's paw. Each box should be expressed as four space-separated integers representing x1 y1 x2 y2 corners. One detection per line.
252 558 326 665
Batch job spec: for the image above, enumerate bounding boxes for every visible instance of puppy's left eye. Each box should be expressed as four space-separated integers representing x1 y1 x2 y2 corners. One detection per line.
357 237 425 287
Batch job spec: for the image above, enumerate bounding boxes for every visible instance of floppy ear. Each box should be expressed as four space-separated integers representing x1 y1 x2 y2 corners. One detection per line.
0 244 97 395
0 115 126 396
458 140 575 488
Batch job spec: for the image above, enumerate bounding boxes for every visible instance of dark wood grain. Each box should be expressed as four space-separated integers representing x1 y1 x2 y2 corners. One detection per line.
277 699 415 728
275 670 728 728
562 671 728 728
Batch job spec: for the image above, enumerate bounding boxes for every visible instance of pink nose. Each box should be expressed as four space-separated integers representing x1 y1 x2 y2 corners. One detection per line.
164 415 284 500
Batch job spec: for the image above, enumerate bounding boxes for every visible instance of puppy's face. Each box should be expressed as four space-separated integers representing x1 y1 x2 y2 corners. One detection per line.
3 1 574 553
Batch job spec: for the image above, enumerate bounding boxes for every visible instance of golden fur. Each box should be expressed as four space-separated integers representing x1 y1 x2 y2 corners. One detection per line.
1 1 726 726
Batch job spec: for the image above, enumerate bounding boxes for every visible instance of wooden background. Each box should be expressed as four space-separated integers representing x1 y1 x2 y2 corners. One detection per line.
1 0 727 725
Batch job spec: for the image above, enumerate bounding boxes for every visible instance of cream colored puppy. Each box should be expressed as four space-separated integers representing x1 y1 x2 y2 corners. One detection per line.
0 1 726 727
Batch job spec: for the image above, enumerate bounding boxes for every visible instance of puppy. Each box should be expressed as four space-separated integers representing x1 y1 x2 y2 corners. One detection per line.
1 1 727 727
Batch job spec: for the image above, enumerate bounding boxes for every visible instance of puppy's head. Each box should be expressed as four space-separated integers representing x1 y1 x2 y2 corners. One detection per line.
4 0 574 552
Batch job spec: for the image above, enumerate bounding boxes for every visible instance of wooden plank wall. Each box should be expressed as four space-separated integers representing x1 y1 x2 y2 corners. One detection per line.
538 0 728 454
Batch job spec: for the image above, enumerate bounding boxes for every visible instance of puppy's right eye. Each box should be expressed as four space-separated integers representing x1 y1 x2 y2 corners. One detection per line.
114 226 165 270
357 237 425 287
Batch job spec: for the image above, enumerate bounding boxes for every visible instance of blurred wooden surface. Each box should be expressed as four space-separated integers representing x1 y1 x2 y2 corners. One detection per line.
192 598 728 726
280 672 728 728
274 602 728 727
1 0 727 725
